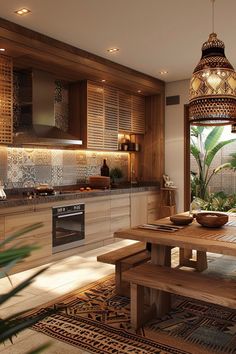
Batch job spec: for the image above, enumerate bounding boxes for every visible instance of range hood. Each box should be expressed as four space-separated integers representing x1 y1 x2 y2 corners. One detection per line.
13 70 82 147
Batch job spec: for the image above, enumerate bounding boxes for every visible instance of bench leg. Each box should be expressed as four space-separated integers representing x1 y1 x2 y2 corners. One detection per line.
151 245 172 317
115 262 133 296
115 263 123 295
130 283 144 329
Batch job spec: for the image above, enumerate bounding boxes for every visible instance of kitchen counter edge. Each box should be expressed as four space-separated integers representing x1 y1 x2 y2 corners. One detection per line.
0 185 160 209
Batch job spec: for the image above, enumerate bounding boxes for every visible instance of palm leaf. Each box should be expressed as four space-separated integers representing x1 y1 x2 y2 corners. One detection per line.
0 307 55 343
0 223 43 248
205 139 236 167
190 144 200 161
191 126 204 137
0 267 48 306
213 163 232 174
229 156 236 169
204 126 223 152
0 246 38 268
0 259 21 279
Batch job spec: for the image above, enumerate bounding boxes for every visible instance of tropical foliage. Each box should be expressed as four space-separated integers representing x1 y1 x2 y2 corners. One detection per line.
190 126 236 200
194 192 236 212
0 223 52 352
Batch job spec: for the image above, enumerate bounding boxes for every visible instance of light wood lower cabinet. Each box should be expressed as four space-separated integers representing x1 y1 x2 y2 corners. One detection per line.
130 192 148 227
83 196 111 244
110 194 130 233
130 191 160 227
147 192 160 223
3 208 52 273
0 190 160 273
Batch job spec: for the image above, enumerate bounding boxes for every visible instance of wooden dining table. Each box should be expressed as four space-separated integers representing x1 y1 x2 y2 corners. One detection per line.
114 214 236 317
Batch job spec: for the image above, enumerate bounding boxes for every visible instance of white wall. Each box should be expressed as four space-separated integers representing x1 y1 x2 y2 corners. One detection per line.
165 79 189 212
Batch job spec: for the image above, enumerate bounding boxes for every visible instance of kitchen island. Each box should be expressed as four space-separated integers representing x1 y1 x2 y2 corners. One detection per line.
0 185 160 274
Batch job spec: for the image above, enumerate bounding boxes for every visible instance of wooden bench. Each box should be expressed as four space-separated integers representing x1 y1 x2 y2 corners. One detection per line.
123 263 236 329
97 242 151 296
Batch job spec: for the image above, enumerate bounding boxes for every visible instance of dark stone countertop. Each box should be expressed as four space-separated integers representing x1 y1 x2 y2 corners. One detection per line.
0 184 160 210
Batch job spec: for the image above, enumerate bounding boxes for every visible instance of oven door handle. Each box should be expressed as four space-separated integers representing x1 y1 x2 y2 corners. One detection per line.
57 212 83 218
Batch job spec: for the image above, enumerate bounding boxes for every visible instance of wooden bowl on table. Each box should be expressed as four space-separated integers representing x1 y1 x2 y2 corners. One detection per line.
196 212 228 228
170 214 193 226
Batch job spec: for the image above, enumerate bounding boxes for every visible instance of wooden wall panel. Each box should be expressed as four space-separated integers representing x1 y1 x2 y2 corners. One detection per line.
139 94 165 182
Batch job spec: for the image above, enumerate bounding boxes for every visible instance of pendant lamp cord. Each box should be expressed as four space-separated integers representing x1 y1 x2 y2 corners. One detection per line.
211 0 215 33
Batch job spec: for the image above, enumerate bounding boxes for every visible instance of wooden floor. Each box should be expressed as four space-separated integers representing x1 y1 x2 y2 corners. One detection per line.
0 239 134 354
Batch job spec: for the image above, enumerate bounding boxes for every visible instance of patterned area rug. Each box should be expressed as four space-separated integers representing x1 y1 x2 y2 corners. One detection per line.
26 271 236 354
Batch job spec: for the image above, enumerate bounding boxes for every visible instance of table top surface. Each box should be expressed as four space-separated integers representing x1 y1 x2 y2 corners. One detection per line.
114 215 236 256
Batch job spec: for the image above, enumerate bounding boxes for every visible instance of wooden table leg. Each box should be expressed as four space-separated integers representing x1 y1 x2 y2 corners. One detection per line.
179 248 192 267
179 248 207 272
196 251 208 272
150 244 172 317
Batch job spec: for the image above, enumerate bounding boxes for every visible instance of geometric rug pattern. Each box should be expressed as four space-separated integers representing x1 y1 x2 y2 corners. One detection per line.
26 274 236 354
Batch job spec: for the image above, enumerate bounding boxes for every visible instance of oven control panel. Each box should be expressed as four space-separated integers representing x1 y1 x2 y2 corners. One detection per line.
53 203 85 216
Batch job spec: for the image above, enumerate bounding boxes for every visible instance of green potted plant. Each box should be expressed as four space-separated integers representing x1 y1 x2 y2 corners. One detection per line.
110 167 123 186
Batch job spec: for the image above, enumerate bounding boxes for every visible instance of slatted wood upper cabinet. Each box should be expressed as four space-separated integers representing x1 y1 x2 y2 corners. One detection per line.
0 55 13 144
69 80 145 150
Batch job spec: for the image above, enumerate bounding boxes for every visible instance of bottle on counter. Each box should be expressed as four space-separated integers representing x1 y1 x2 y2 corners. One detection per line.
101 159 110 177
189 196 201 217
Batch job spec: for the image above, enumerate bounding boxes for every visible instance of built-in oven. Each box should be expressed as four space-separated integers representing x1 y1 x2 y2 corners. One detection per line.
52 203 85 253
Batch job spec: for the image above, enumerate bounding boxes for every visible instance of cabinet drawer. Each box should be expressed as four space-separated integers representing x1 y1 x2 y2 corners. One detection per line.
111 215 130 233
5 232 52 262
5 210 52 239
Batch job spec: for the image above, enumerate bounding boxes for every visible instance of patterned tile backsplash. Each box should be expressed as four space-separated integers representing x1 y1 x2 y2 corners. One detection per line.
0 147 129 189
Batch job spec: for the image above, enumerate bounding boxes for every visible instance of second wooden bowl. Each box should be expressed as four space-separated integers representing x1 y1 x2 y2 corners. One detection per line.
196 212 228 228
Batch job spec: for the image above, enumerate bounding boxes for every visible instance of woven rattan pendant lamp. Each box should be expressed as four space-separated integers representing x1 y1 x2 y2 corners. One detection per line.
189 0 236 126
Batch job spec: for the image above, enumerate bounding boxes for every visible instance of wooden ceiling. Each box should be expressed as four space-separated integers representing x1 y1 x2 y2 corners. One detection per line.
0 18 164 96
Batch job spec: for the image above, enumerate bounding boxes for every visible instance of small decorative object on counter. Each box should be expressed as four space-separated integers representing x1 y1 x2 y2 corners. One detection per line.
0 180 6 200
101 159 109 176
163 174 177 188
189 196 201 217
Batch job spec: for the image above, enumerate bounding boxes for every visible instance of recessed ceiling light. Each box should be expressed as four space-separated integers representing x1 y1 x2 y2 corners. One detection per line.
15 8 31 16
101 79 106 82
107 48 119 53
159 70 168 75
0 48 5 52
137 90 142 93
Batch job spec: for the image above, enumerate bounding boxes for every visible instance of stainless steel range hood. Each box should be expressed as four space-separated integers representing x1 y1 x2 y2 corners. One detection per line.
13 70 82 147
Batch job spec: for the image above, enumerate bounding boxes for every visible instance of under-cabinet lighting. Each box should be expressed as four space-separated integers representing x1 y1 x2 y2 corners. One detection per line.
15 8 31 16
107 48 119 53
0 48 5 52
